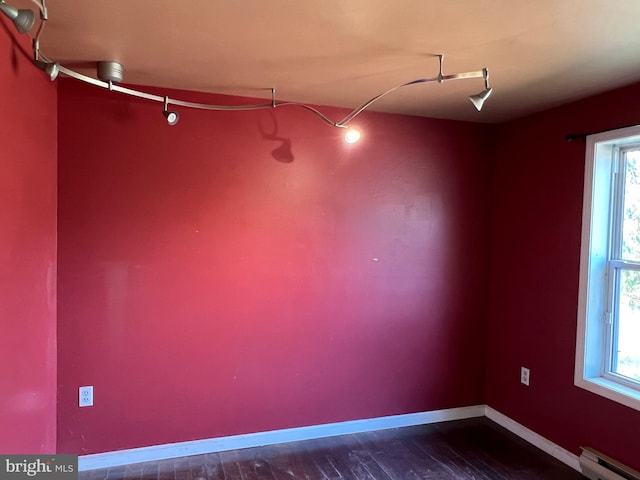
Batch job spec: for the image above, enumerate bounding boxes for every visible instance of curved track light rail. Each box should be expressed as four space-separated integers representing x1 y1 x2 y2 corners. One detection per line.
2 0 493 139
57 62 491 130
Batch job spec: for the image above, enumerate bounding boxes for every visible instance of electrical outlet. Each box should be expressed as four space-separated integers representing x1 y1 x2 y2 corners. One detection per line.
520 367 530 386
79 386 94 407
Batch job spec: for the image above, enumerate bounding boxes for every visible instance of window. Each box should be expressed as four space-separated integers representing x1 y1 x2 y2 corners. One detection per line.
576 125 640 411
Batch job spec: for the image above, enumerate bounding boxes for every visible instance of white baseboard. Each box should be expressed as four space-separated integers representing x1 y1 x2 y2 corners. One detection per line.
78 405 484 471
79 405 581 473
485 406 581 472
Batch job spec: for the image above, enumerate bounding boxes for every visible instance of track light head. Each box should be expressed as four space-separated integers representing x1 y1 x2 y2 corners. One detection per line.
469 67 492 111
469 88 492 112
344 128 361 144
34 60 60 81
45 62 59 81
97 61 124 84
163 110 179 126
13 8 33 33
0 1 35 33
162 97 179 125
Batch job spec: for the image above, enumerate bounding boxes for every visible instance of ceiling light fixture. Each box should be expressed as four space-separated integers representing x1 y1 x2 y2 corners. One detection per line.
469 88 492 112
0 0 35 34
44 61 59 80
163 96 179 126
469 68 492 112
2 2 493 139
97 61 124 85
49 55 491 132
35 60 59 81
344 128 361 144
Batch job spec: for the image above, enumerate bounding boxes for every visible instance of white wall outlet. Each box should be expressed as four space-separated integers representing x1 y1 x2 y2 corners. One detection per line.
520 367 530 386
79 386 94 407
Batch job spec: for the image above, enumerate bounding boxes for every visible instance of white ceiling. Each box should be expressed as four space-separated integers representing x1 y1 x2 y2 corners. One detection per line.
13 0 640 123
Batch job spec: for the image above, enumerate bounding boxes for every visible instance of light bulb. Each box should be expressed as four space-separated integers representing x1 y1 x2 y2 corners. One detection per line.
163 110 179 126
344 129 361 144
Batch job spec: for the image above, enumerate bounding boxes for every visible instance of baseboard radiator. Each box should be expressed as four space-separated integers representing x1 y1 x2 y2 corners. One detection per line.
580 447 640 480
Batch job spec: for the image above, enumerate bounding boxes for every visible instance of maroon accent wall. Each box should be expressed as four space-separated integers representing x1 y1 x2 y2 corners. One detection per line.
487 82 640 471
56 80 491 454
0 19 57 453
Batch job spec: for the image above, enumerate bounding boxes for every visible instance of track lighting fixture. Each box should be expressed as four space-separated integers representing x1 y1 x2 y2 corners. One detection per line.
344 128 361 144
51 56 492 137
163 97 179 126
3 1 494 140
35 60 59 81
50 54 491 134
468 68 492 112
97 61 124 85
0 0 35 34
44 61 58 81
469 88 493 112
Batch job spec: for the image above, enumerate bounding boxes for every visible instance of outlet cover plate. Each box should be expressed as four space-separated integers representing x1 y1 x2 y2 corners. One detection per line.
79 386 94 407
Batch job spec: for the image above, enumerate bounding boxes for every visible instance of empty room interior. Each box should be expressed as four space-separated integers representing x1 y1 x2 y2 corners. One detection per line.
2 1 640 479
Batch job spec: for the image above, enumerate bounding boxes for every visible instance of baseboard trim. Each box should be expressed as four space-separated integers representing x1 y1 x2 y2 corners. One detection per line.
78 405 484 471
485 406 581 472
79 405 581 472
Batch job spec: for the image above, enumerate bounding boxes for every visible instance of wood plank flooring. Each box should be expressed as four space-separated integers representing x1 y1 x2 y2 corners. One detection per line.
80 418 585 480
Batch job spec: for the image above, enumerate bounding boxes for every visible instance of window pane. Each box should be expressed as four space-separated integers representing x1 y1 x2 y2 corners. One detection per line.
613 269 640 382
622 150 640 261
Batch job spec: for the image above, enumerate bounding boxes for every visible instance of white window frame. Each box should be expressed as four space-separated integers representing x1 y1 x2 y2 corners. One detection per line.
575 124 640 411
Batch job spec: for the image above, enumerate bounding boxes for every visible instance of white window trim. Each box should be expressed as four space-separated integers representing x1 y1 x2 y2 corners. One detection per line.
575 125 640 411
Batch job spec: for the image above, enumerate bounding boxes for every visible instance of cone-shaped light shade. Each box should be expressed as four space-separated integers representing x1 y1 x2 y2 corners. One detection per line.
35 60 60 81
45 62 59 81
0 3 35 34
469 88 492 112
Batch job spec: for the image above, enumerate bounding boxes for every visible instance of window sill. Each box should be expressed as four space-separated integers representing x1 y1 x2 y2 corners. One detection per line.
575 375 640 412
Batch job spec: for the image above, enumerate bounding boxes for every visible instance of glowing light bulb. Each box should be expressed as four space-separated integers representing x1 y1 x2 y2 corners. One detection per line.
344 129 361 144
163 110 180 126
166 112 179 125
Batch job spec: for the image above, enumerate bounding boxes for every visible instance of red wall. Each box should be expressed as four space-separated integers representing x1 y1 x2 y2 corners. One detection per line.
0 19 57 452
56 80 492 454
5 13 640 461
486 82 640 470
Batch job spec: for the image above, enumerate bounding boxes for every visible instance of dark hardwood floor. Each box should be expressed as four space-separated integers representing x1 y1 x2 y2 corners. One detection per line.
80 418 585 480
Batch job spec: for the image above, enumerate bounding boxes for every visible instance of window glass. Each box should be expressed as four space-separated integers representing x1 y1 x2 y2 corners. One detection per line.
613 268 640 382
622 150 640 261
